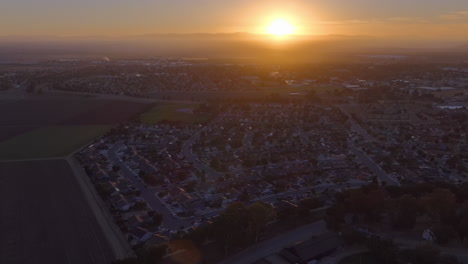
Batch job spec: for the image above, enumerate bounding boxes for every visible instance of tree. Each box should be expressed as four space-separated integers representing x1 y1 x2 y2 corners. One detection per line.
342 227 367 245
214 202 251 255
390 194 419 229
347 187 385 223
132 201 147 210
200 174 207 183
247 202 276 242
112 165 121 172
299 197 322 210
145 244 168 264
439 254 462 264
325 204 346 230
432 224 457 245
456 203 468 241
401 244 440 264
149 213 163 228
112 258 139 264
184 180 197 192
456 182 468 202
422 188 456 224
366 236 399 264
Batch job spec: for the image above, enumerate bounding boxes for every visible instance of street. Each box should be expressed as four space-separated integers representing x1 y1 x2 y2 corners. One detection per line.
349 142 400 186
108 143 192 230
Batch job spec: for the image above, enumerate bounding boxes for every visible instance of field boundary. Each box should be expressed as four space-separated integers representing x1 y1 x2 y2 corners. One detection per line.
67 156 135 260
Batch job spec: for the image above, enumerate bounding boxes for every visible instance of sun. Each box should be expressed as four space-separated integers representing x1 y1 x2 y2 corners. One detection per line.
267 19 295 36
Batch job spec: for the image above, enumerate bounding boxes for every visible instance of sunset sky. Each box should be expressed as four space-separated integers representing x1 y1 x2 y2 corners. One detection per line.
2 0 468 40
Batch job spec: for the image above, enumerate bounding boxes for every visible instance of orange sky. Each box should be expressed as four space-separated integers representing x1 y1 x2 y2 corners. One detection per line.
1 0 467 41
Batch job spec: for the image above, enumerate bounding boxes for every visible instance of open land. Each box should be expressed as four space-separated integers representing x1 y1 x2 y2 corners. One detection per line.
0 97 150 160
1 59 467 264
140 103 212 124
0 95 149 264
0 160 114 264
0 125 110 160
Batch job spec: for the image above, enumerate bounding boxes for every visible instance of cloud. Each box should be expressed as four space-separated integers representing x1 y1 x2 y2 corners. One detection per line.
439 11 468 21
319 19 375 25
386 17 430 24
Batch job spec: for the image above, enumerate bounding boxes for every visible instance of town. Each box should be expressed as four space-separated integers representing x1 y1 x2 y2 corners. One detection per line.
3 1 468 264
1 58 467 264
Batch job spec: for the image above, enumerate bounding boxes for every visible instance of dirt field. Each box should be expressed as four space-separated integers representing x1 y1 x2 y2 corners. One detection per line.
0 160 115 264
0 97 149 159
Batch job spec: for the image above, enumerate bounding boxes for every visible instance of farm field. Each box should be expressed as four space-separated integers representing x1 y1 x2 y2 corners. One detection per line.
0 97 150 160
0 125 110 160
145 85 337 101
0 160 115 264
140 102 212 124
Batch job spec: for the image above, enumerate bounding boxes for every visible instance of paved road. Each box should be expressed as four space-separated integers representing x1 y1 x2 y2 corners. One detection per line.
349 143 400 186
109 141 366 227
337 104 376 142
108 143 192 230
218 220 327 264
181 115 225 180
242 130 254 149
338 105 400 186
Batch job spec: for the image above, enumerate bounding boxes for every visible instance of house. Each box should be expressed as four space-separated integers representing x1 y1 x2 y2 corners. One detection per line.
126 215 149 229
97 181 120 197
110 194 143 212
93 167 110 181
139 158 159 175
129 227 153 246
114 199 131 212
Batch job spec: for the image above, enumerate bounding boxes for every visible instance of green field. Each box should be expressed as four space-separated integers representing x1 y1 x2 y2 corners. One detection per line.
140 103 212 124
0 125 110 160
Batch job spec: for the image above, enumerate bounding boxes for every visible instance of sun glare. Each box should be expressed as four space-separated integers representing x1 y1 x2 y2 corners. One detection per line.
267 19 295 36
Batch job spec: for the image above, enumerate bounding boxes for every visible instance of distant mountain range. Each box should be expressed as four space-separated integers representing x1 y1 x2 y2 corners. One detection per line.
0 33 467 62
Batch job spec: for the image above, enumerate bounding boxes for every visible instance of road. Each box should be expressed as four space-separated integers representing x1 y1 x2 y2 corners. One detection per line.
218 220 327 264
337 104 376 142
219 226 468 264
338 104 400 186
242 130 254 149
181 115 225 180
109 141 367 226
349 142 400 186
108 143 192 230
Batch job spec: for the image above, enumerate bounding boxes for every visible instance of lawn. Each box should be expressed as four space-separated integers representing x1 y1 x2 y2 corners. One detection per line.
0 125 110 160
339 252 376 264
140 103 212 124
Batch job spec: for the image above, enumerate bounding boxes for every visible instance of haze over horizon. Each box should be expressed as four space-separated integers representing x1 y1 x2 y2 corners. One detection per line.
2 0 468 61
2 0 468 39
